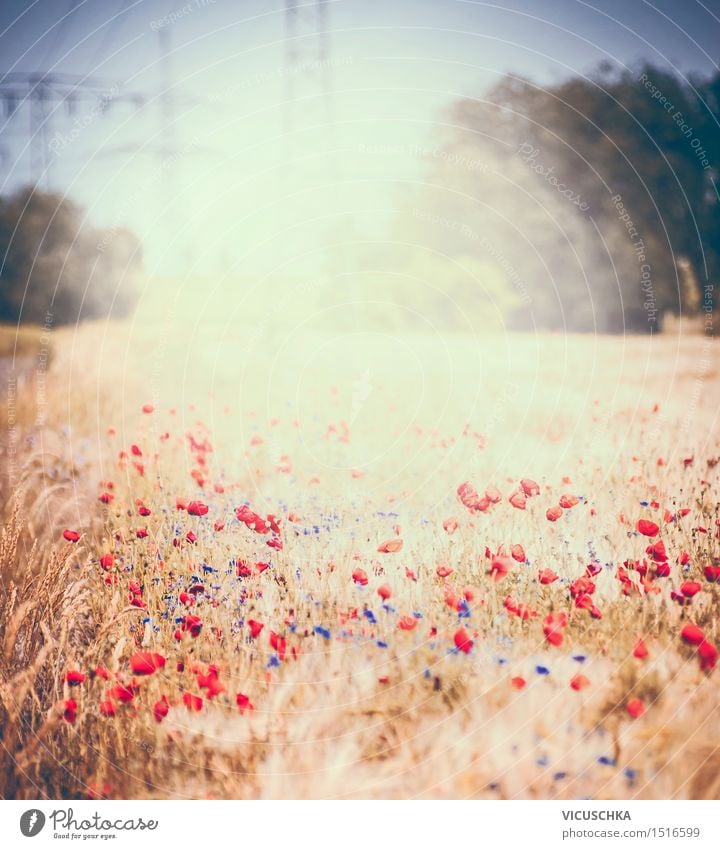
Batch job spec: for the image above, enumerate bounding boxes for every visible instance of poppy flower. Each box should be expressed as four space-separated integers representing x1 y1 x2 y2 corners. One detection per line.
698 640 718 671
436 564 453 578
236 693 255 713
681 624 705 646
442 517 459 535
636 519 659 537
509 491 526 510
626 698 645 718
633 638 649 659
187 500 208 516
680 581 702 598
538 568 558 585
153 695 170 722
247 619 264 638
108 683 135 703
570 674 590 691
183 692 203 712
485 485 502 504
99 699 117 717
543 611 568 646
352 568 368 586
99 554 114 570
142 404 154 414
398 615 417 631
457 481 487 513
559 494 579 508
405 567 417 582
182 614 203 638
570 576 595 597
377 583 392 600
98 492 114 504
546 505 563 522
63 529 80 542
646 540 667 563
511 544 526 563
510 676 526 690
65 670 86 686
130 652 166 676
377 538 403 553
270 631 287 659
62 698 78 723
454 627 473 654
489 556 512 582
520 478 540 497
704 565 720 582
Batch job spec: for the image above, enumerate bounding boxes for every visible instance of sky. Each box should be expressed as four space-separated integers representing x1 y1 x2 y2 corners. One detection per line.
0 0 718 280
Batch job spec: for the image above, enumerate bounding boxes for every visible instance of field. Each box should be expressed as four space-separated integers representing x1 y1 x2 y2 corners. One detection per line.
1 320 719 800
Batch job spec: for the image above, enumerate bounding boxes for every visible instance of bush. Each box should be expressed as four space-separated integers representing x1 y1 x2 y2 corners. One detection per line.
0 187 142 325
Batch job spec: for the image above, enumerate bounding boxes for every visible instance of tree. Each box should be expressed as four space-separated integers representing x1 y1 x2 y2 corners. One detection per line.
399 62 718 332
0 187 142 325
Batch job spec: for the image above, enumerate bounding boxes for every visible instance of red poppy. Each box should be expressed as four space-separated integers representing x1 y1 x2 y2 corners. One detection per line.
108 684 135 703
704 565 720 582
680 581 702 598
681 624 705 646
247 619 264 638
546 505 563 522
511 544 526 562
538 568 558 585
398 615 417 631
63 529 80 542
153 695 170 722
183 692 203 712
510 676 526 689
698 640 718 671
270 631 287 659
377 538 403 553
454 627 473 654
570 674 590 691
60 698 77 723
65 670 86 686
457 481 488 513
626 698 645 718
236 693 255 713
130 652 166 676
436 564 453 578
352 568 368 586
489 556 512 582
520 478 540 497
633 637 649 659
636 519 660 537
509 491 527 510
443 518 459 535
377 584 392 600
485 485 502 504
559 494 579 509
99 699 117 717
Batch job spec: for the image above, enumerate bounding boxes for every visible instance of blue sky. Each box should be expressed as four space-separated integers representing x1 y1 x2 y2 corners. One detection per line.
1 0 718 275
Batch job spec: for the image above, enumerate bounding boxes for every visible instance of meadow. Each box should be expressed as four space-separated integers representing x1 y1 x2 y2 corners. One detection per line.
0 320 718 800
